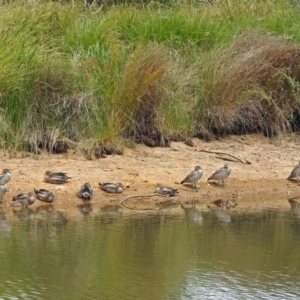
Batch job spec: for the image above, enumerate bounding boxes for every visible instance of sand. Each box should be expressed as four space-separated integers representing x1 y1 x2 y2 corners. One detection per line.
1 133 300 214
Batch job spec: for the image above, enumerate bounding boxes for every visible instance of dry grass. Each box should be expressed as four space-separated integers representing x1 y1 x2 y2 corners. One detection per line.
197 29 300 138
114 44 168 146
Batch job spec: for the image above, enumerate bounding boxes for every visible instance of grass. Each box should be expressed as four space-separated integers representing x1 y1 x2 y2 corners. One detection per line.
1 0 300 155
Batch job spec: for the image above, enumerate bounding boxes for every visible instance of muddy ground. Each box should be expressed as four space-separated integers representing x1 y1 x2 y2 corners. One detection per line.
1 133 300 216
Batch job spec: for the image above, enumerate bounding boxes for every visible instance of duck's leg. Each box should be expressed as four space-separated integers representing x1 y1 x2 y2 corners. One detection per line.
192 182 199 191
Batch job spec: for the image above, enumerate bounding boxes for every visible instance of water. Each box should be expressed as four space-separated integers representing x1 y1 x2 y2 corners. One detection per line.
0 202 300 300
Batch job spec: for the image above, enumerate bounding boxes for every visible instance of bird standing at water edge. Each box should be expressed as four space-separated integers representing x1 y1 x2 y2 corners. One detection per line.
78 183 93 200
181 166 203 190
207 164 231 188
12 192 35 207
0 169 11 185
44 171 71 184
287 161 300 185
155 184 179 197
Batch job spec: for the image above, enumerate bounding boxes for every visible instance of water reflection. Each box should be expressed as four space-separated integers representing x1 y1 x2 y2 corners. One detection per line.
13 207 35 222
211 208 231 223
0 211 11 235
78 203 93 217
11 205 68 238
93 204 123 226
180 202 203 226
288 198 300 219
100 204 123 216
35 204 56 221
0 205 300 300
155 200 178 211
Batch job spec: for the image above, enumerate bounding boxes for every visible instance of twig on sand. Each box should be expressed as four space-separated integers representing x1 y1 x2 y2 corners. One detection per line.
199 149 251 164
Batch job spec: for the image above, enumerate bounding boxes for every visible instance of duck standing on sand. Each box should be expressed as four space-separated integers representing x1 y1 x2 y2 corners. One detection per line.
207 164 231 188
99 182 124 194
44 171 71 184
287 161 300 185
12 192 35 207
155 184 179 197
34 188 55 203
0 169 11 185
181 166 203 190
78 183 93 200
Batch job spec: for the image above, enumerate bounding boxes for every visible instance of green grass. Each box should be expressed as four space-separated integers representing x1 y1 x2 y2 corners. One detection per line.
1 0 300 155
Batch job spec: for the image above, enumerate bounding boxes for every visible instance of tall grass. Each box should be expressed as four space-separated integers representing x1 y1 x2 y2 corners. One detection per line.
0 0 300 155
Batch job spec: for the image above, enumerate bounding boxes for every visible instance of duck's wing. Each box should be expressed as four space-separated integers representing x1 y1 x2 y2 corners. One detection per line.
99 182 116 190
84 185 93 194
39 188 50 193
50 173 71 182
0 172 10 183
52 172 71 179
79 184 93 195
53 172 68 176
181 170 196 183
99 182 112 187
288 165 300 178
164 186 178 194
35 188 49 194
13 193 28 201
208 167 224 180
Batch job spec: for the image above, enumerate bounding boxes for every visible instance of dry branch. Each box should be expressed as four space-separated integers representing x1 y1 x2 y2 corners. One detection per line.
199 149 251 164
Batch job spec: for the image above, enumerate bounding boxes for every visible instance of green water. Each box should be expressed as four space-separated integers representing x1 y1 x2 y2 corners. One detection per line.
0 202 300 300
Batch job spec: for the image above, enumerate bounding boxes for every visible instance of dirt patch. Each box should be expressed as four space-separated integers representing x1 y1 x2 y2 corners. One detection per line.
1 133 300 214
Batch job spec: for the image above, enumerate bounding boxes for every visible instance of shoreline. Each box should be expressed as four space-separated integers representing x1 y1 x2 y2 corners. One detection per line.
0 133 300 212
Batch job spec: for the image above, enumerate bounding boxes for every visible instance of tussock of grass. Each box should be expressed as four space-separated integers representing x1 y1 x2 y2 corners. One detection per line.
115 45 167 143
197 29 300 138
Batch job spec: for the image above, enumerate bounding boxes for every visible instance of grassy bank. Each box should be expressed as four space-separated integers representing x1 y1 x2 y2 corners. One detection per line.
0 0 300 157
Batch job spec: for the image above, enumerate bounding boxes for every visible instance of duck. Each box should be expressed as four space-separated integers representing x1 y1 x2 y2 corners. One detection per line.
0 184 8 202
44 171 71 184
287 161 300 185
99 182 124 194
207 164 231 188
181 166 203 190
0 169 11 185
34 188 55 203
155 183 179 197
12 192 35 207
78 183 93 200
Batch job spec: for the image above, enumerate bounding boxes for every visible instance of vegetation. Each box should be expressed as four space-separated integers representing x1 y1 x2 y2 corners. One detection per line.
0 0 300 156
